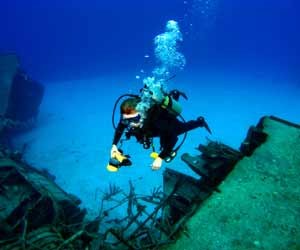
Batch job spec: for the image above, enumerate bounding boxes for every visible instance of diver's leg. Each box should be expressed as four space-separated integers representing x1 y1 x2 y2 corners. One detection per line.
173 118 204 135
159 134 178 158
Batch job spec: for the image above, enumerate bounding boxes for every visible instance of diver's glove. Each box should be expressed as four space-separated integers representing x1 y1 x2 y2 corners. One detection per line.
151 157 163 171
110 144 121 158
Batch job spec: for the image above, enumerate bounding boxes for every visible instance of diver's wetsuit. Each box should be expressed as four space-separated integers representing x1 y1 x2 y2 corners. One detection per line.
113 105 205 159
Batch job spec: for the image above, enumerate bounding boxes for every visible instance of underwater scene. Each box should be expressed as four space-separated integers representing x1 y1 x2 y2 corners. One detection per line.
0 0 300 249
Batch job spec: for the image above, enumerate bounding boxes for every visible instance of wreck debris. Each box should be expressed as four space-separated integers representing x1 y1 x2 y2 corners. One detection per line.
0 147 99 250
97 155 238 250
182 139 243 186
0 53 44 136
98 179 177 250
0 54 18 118
239 119 268 156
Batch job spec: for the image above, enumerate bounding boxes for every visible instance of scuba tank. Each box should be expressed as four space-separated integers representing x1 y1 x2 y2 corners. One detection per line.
139 75 187 118
161 95 182 116
144 87 185 117
161 89 188 116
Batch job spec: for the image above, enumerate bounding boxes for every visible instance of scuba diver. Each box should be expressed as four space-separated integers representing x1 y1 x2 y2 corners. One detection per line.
107 87 212 172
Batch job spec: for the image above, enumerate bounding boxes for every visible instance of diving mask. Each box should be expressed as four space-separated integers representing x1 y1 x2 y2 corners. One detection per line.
121 113 142 127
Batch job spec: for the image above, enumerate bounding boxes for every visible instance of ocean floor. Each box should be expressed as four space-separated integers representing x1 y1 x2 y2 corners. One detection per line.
11 70 300 219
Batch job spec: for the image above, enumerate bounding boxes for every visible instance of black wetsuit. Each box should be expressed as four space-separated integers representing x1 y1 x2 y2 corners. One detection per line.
113 105 204 159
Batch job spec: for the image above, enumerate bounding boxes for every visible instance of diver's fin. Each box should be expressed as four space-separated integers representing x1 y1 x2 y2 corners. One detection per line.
197 116 212 134
170 89 188 101
204 121 212 134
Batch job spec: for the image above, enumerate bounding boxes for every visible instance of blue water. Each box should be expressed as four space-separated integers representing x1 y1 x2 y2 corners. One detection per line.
1 0 299 218
1 0 299 81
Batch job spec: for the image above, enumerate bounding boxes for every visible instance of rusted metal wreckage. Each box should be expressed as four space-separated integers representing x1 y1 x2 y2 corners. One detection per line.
0 146 101 250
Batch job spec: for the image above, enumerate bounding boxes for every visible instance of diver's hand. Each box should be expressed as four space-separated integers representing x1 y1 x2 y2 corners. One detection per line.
151 157 163 171
110 144 120 158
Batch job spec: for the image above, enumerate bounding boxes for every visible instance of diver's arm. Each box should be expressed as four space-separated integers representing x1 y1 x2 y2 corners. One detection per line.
110 122 126 158
112 122 126 145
